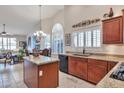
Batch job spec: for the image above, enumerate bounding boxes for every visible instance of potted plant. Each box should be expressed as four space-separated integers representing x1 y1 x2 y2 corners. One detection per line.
18 48 25 62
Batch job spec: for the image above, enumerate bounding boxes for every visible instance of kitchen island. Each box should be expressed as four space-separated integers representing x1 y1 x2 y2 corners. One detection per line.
23 55 59 88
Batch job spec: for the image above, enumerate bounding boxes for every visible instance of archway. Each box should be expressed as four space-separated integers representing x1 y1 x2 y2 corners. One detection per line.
52 23 64 54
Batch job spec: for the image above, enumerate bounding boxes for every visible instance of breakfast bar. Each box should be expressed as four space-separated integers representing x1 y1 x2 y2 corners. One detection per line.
23 55 59 88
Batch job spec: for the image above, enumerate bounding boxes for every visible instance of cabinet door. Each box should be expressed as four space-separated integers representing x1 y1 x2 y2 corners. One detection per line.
88 59 108 84
76 58 87 80
24 59 38 88
38 63 59 88
68 57 77 75
68 57 88 80
103 16 123 44
108 61 117 72
88 65 107 84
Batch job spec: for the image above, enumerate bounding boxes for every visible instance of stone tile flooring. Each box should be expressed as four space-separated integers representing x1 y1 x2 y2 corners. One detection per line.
0 63 95 88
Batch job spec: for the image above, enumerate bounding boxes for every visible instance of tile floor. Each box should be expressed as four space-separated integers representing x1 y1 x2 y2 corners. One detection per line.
0 63 95 88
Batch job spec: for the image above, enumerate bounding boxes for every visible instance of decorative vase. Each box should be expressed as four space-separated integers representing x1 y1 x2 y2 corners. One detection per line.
109 8 114 17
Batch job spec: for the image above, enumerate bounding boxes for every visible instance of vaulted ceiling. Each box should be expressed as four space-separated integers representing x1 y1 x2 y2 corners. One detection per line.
0 5 64 35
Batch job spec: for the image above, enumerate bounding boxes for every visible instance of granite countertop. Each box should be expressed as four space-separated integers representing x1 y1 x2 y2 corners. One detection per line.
59 53 124 62
59 53 124 88
23 55 59 65
96 62 124 88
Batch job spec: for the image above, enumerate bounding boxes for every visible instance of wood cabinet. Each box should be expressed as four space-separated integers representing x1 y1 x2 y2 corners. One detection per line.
24 59 59 88
38 63 59 88
88 59 108 84
102 16 123 44
108 61 117 72
68 56 118 85
68 57 77 76
68 56 88 80
24 59 38 88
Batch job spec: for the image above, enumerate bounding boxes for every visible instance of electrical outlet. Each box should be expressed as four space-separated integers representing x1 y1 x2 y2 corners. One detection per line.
39 70 43 77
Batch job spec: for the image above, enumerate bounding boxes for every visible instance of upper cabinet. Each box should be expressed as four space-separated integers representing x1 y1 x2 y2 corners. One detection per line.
102 16 123 44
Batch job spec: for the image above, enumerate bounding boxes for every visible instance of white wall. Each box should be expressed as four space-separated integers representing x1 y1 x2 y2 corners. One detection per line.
64 5 124 33
42 9 64 33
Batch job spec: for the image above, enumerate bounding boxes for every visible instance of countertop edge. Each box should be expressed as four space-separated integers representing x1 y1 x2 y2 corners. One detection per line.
23 56 59 66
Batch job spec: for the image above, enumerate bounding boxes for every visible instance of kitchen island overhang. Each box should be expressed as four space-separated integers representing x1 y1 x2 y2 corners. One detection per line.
23 55 59 88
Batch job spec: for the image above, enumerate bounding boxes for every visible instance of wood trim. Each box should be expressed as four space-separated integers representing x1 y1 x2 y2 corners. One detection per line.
122 9 124 43
102 16 122 22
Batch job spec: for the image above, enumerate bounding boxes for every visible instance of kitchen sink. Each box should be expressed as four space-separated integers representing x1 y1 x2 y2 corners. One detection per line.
72 53 91 57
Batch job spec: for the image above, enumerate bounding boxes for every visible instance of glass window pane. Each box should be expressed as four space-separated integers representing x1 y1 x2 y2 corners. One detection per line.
0 37 2 49
45 35 50 48
0 37 2 46
85 31 92 47
78 32 84 47
11 38 16 45
72 33 78 47
3 38 7 50
0 46 2 49
11 46 16 50
93 29 101 47
3 38 7 45
11 38 16 50
0 37 17 50
8 38 11 50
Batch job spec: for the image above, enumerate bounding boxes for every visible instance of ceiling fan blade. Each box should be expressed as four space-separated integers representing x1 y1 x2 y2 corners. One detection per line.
0 24 13 36
6 33 13 36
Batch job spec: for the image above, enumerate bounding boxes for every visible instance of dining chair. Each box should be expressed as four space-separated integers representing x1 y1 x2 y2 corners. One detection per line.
5 52 12 67
41 49 49 57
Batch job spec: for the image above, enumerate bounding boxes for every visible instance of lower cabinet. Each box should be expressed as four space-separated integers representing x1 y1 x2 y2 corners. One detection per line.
68 56 88 80
68 56 118 85
88 59 108 84
24 59 59 88
108 61 117 72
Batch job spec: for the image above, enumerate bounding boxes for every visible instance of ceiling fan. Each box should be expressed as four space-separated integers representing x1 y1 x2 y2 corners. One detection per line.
0 24 12 36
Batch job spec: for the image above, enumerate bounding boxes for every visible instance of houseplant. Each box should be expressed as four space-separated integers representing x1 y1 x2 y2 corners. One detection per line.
18 48 25 62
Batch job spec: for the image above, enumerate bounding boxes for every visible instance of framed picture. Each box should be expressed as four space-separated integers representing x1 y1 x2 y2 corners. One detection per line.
19 41 26 48
65 33 71 46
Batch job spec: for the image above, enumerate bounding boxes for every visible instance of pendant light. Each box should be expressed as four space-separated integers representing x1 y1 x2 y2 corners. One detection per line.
33 5 46 37
39 5 42 32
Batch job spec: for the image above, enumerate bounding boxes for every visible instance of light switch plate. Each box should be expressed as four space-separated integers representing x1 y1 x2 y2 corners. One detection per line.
39 70 43 77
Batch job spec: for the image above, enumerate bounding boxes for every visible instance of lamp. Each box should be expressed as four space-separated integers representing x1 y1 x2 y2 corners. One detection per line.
33 5 47 37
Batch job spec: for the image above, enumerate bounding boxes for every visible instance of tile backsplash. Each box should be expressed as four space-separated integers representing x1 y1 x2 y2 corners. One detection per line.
65 44 124 55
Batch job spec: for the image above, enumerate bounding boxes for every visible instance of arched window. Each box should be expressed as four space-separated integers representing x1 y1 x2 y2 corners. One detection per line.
52 23 64 54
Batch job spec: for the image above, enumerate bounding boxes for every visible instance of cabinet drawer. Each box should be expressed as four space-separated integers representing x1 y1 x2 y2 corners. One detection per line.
88 59 107 67
69 56 77 61
69 56 87 62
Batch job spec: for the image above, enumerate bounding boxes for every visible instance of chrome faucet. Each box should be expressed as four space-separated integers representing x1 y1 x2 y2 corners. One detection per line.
83 32 86 54
83 47 86 54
